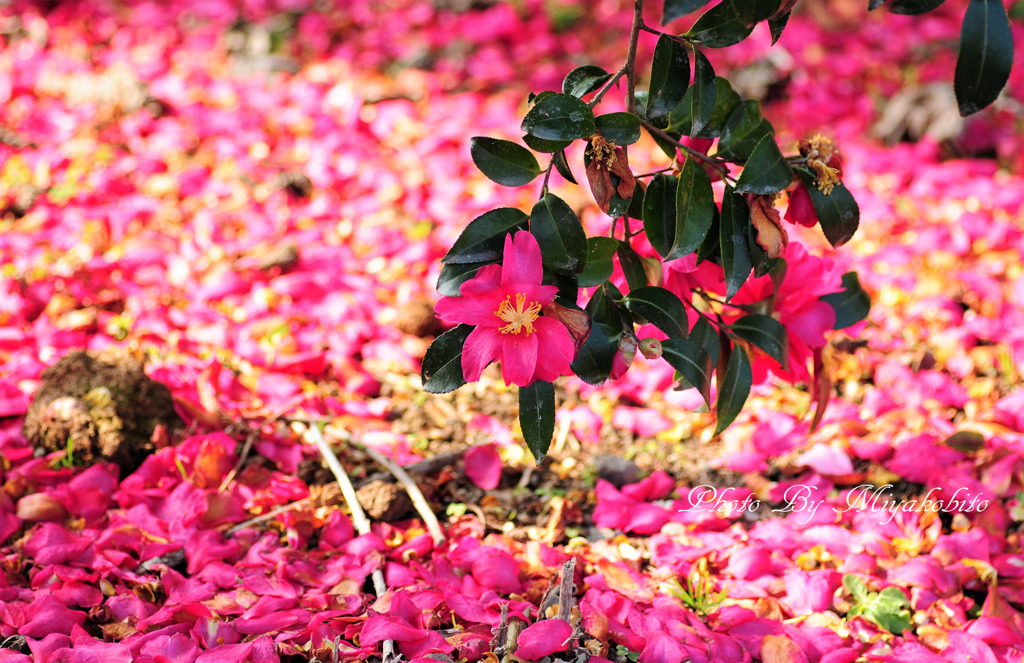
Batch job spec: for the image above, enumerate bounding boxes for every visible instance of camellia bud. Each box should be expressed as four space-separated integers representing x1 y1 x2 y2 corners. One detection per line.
610 334 638 380
639 338 663 360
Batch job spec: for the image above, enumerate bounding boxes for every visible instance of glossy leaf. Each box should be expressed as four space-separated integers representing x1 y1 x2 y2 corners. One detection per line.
768 10 790 44
686 0 755 48
470 137 541 187
717 99 774 161
696 205 722 265
624 286 689 338
796 168 860 248
563 64 612 98
552 150 577 184
437 261 486 297
595 112 642 145
720 188 752 300
736 0 781 26
522 94 596 141
690 50 717 136
586 282 626 332
523 133 572 153
675 157 716 257
422 324 472 394
820 271 871 329
730 314 788 365
530 194 588 274
890 0 945 14
520 380 556 464
578 237 620 287
664 0 712 23
648 34 691 119
643 173 680 259
690 316 720 367
734 133 792 195
714 344 752 435
867 0 886 8
617 243 650 292
954 0 1014 116
571 321 615 385
662 338 712 406
443 208 529 264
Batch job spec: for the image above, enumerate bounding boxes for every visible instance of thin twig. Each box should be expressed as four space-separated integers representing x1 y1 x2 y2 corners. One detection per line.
639 119 733 182
555 557 577 623
305 424 397 663
624 0 644 116
358 442 446 546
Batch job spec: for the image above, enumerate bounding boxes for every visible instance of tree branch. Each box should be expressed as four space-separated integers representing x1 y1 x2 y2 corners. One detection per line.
640 120 733 181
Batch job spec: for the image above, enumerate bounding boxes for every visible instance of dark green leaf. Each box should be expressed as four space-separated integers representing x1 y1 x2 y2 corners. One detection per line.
714 344 751 435
736 0 781 26
730 314 788 365
648 34 691 119
735 133 793 195
595 112 642 145
717 99 774 161
571 321 616 385
767 10 790 44
796 168 860 248
820 271 871 329
696 204 722 265
617 243 649 292
530 194 588 275
422 324 473 393
643 174 680 259
523 133 572 153
520 380 556 464
686 0 756 48
437 261 487 297
552 150 577 184
624 286 689 338
867 0 886 9
720 188 752 300
664 0 712 23
443 208 529 264
746 216 772 278
470 137 542 187
942 430 986 453
690 316 720 366
522 94 597 141
890 0 945 14
578 237 620 287
955 0 1014 116
563 65 612 97
586 282 626 332
675 157 716 256
690 50 717 136
662 338 712 406
701 77 743 138
626 182 646 220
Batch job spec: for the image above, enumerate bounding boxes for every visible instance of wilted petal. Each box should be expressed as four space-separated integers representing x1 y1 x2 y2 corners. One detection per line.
750 195 788 258
516 619 572 660
761 634 810 663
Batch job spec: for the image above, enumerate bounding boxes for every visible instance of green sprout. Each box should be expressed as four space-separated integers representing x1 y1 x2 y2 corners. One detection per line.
843 574 912 635
667 563 731 617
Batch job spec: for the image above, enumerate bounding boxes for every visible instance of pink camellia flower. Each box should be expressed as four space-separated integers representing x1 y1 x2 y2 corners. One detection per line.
435 232 574 387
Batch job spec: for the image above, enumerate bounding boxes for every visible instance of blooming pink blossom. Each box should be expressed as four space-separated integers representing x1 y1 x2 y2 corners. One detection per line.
434 232 574 387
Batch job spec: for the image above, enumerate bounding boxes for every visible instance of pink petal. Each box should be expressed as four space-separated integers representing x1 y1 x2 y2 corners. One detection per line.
639 632 688 663
435 292 504 327
515 619 572 660
459 264 503 295
530 317 575 382
501 330 538 387
470 551 521 594
501 232 543 287
796 443 854 476
464 444 502 490
462 327 503 382
18 594 87 638
194 643 254 663
760 634 810 663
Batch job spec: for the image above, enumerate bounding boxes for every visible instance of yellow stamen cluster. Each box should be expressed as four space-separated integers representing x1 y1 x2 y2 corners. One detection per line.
586 135 618 170
495 292 541 335
801 134 841 195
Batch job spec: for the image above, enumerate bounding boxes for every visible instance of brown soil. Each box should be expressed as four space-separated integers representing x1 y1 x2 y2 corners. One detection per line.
22 348 181 474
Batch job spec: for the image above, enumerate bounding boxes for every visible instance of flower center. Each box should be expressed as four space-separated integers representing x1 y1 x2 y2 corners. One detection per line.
495 292 542 335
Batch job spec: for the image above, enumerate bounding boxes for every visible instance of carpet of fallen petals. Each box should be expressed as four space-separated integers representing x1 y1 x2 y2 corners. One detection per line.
1 0 1023 661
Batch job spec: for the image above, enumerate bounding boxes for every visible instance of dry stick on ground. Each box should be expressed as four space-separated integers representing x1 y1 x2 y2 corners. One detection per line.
305 424 398 663
357 441 446 546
